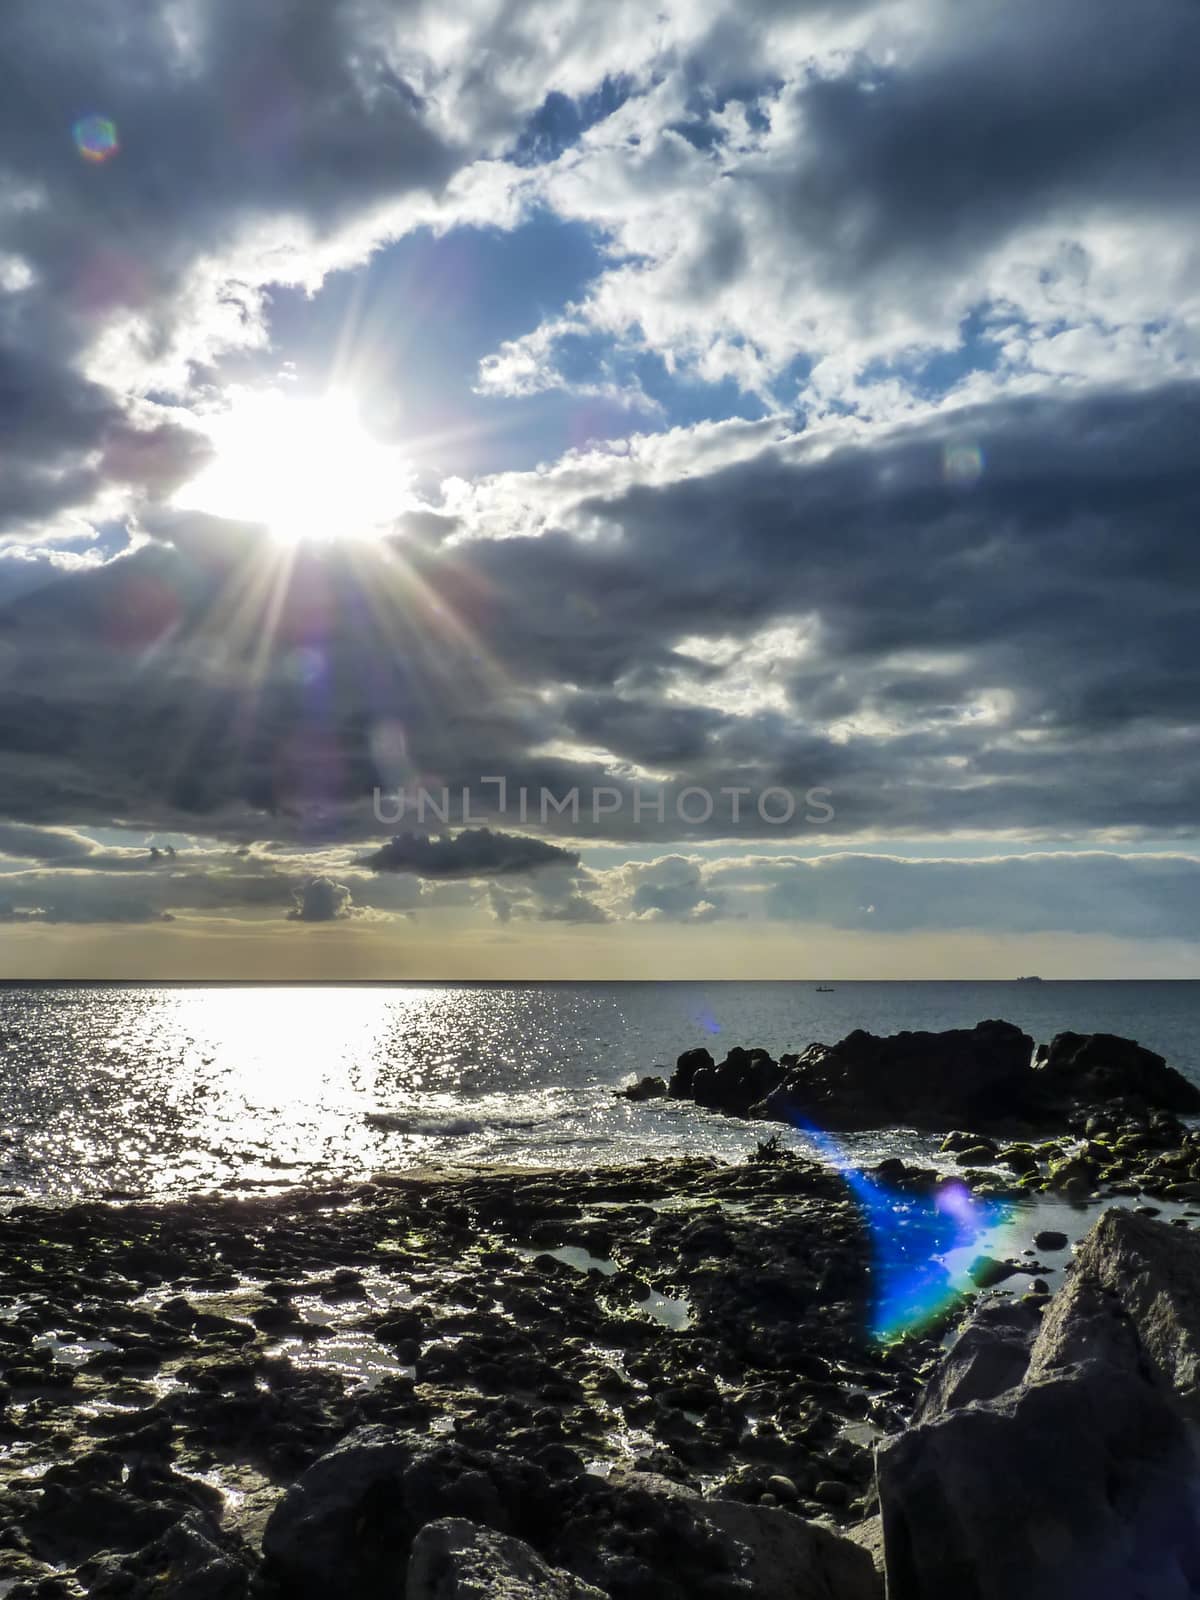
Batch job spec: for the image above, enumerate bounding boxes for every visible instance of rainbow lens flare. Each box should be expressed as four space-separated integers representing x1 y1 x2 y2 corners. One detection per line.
73 115 119 164
793 1121 1017 1341
942 442 984 486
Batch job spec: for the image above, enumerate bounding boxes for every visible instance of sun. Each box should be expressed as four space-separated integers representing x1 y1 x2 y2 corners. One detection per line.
174 388 412 544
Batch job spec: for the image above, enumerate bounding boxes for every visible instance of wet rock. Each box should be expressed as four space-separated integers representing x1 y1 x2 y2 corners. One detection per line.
996 1144 1040 1175
669 1048 714 1099
939 1131 984 1154
763 1474 799 1504
956 1143 1001 1165
85 1509 256 1599
1033 1230 1069 1252
617 1077 669 1103
966 1256 1023 1289
406 1518 607 1599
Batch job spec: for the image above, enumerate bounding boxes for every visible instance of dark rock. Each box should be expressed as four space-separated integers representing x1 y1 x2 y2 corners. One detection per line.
1034 1230 1069 1252
406 1518 607 1599
751 1021 1039 1132
617 1077 669 1103
763 1474 799 1504
670 1023 1199 1135
85 1510 256 1600
601 1470 878 1600
697 1498 880 1600
1034 1032 1200 1114
677 1047 785 1117
940 1131 986 1154
669 1048 714 1099
262 1428 556 1600
814 1479 851 1508
966 1255 1023 1289
263 1427 760 1600
996 1144 1040 1175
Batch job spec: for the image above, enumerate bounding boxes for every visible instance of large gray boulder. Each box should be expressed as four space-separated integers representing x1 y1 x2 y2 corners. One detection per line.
878 1209 1200 1599
696 1498 880 1600
262 1431 754 1600
1038 1207 1200 1416
602 1469 880 1600
261 1430 556 1600
911 1299 1040 1424
406 1519 607 1599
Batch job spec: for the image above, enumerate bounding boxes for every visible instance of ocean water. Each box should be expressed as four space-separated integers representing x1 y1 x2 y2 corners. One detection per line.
2 980 1198 1200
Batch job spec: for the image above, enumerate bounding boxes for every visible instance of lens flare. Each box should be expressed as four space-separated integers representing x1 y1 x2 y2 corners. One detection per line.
942 443 984 487
73 115 120 163
792 1120 1016 1341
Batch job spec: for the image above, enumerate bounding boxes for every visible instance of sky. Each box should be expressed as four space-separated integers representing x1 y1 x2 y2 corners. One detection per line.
1 0 1199 979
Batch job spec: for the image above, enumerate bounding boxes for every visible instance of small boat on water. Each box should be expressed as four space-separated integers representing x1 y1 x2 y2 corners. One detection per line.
815 985 835 993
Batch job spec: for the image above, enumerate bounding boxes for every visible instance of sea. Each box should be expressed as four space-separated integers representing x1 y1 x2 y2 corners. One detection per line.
3 980 1199 1202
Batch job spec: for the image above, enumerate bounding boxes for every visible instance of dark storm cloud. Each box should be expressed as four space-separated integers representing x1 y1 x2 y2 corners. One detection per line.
0 0 453 301
0 348 210 531
363 829 578 878
760 0 1200 288
2 381 1200 847
288 875 355 922
0 845 404 924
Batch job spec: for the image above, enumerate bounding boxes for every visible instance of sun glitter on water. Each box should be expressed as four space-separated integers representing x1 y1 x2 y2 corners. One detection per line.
174 388 413 545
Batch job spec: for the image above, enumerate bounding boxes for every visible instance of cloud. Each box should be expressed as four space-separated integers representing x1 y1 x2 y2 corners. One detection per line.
288 875 355 922
1 381 1200 850
490 0 1200 408
568 849 1200 943
362 828 578 878
1 0 1199 958
627 855 724 922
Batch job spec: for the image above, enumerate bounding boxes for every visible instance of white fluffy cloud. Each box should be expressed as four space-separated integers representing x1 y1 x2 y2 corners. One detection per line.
478 0 1200 414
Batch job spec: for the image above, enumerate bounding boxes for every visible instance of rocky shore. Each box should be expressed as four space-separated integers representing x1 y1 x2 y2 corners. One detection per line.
3 1022 1200 1596
654 1022 1200 1201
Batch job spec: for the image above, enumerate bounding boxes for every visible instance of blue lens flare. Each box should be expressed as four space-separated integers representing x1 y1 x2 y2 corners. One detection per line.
73 114 120 163
792 1120 1017 1341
